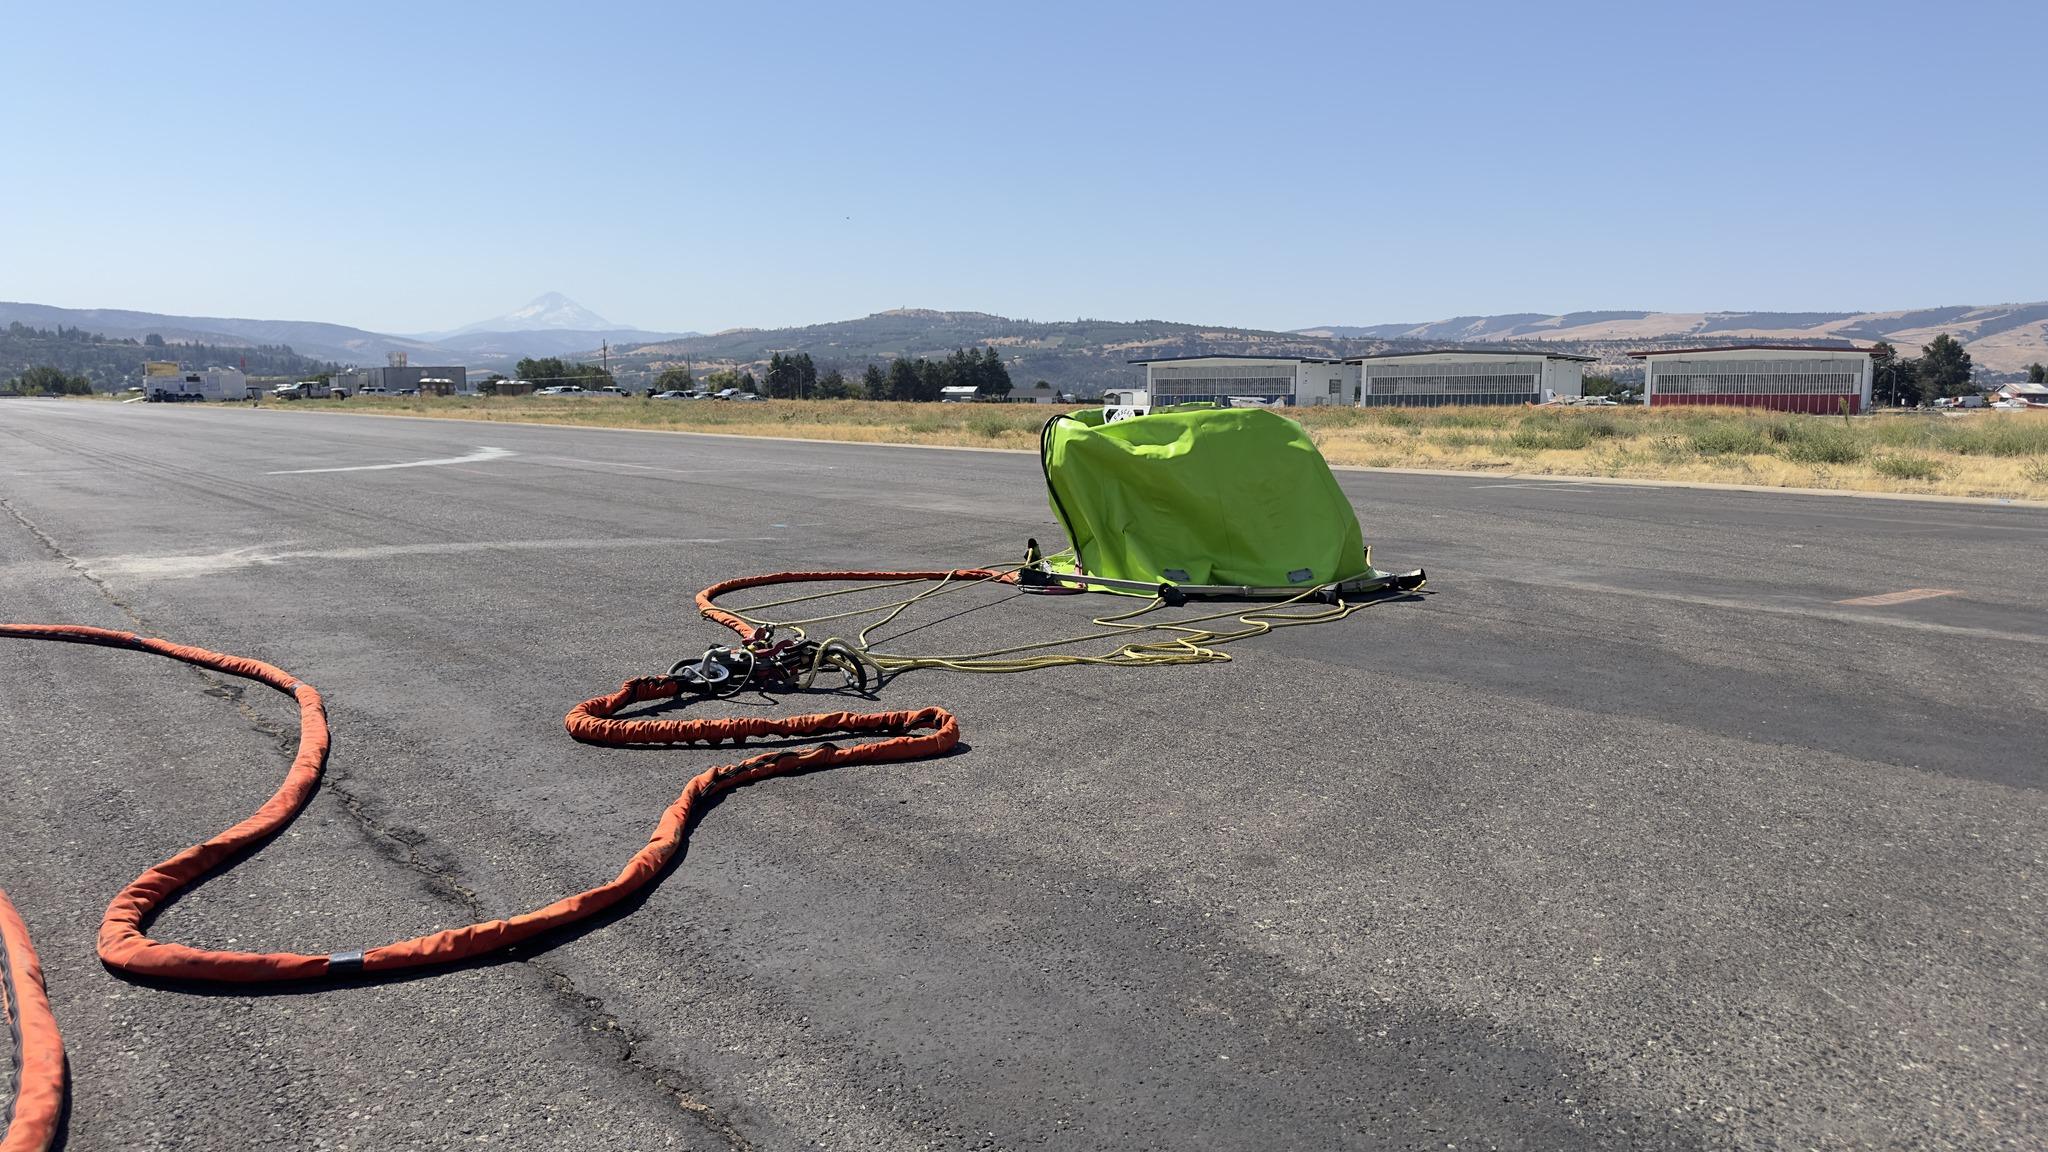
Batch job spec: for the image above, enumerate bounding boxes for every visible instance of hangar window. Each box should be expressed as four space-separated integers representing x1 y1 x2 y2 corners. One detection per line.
1654 359 1862 396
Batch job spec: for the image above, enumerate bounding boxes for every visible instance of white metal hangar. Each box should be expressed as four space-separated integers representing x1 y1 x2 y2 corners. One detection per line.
1129 355 1357 406
1350 350 1592 407
1629 345 1873 414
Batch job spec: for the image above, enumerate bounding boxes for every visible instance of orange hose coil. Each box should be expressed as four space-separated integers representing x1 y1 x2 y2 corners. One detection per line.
0 569 1003 1147
1 890 62 1152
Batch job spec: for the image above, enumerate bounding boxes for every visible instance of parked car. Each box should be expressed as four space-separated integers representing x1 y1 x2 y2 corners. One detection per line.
594 386 630 396
730 392 764 402
653 390 690 400
712 388 740 400
536 385 585 396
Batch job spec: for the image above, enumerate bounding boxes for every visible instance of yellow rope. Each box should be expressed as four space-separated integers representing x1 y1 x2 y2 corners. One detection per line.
721 565 1383 679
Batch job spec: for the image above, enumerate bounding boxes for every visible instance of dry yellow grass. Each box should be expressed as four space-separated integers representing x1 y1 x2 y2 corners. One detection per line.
281 395 2048 501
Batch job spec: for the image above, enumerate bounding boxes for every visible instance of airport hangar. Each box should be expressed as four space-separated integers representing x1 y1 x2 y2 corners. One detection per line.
1130 350 1593 407
1629 344 1875 414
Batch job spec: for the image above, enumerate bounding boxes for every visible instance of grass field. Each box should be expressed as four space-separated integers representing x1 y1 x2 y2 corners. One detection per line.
276 395 2048 500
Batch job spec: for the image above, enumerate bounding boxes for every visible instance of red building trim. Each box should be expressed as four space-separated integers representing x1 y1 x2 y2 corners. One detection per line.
1649 393 1862 414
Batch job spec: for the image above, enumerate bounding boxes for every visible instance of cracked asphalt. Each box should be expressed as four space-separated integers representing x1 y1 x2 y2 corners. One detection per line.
2 400 2044 1150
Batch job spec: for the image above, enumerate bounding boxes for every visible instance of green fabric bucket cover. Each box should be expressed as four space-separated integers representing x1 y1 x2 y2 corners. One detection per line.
1040 406 1368 590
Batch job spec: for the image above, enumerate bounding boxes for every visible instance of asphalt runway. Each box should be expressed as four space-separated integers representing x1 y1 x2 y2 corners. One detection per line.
3 399 2043 1151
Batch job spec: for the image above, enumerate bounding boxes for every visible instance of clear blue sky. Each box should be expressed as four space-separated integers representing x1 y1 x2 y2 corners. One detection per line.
5 0 2042 334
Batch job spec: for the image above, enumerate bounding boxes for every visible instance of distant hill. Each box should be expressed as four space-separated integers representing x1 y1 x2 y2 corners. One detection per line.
601 309 1376 394
1 321 334 389
1299 302 2048 377
0 298 695 372
7 296 2038 395
0 302 444 365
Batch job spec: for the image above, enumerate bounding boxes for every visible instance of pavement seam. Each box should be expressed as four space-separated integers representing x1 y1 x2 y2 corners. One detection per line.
3 490 754 1151
207 693 758 1152
0 491 149 629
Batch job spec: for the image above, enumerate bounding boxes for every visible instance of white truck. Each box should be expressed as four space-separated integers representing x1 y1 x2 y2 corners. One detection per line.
269 380 344 401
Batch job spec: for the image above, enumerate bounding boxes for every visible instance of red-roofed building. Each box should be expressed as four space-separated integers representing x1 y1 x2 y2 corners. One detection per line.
1628 345 1874 414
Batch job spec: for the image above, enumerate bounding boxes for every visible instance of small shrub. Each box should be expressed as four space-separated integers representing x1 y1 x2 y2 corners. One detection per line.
1435 407 1515 430
1690 425 1772 455
1870 454 1947 481
1432 430 1497 450
967 412 1012 439
1869 416 1940 449
1305 407 1371 429
1777 422 1875 461
2020 458 2048 484
1375 408 1417 428
1934 419 2048 458
1646 435 1694 463
1504 419 1595 452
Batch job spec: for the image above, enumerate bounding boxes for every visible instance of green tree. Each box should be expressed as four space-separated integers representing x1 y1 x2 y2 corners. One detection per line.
11 365 93 394
763 352 796 398
887 356 922 402
516 356 614 390
654 365 695 391
1869 342 1921 407
515 356 569 383
816 367 853 399
2027 362 2046 384
1870 342 1895 404
861 363 886 400
976 346 1012 396
760 353 817 399
1917 334 1974 400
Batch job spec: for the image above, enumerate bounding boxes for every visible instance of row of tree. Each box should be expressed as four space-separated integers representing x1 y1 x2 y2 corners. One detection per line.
1872 335 1974 406
649 347 1015 402
3 365 95 394
1 322 332 388
511 356 617 390
860 348 1014 402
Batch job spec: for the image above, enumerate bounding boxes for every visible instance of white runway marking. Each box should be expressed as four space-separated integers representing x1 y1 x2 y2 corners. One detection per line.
89 536 776 579
538 456 835 476
1837 587 1961 607
268 446 514 474
1466 571 2039 646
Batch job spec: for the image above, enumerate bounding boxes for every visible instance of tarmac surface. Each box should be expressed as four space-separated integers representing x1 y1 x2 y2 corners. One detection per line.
2 399 2043 1151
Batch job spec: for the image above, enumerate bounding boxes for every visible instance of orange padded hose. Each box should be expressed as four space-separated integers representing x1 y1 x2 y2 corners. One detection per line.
1 892 62 1152
694 568 1011 639
0 577 990 1147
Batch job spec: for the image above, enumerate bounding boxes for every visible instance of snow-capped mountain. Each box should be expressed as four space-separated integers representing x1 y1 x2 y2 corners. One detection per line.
451 292 620 335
